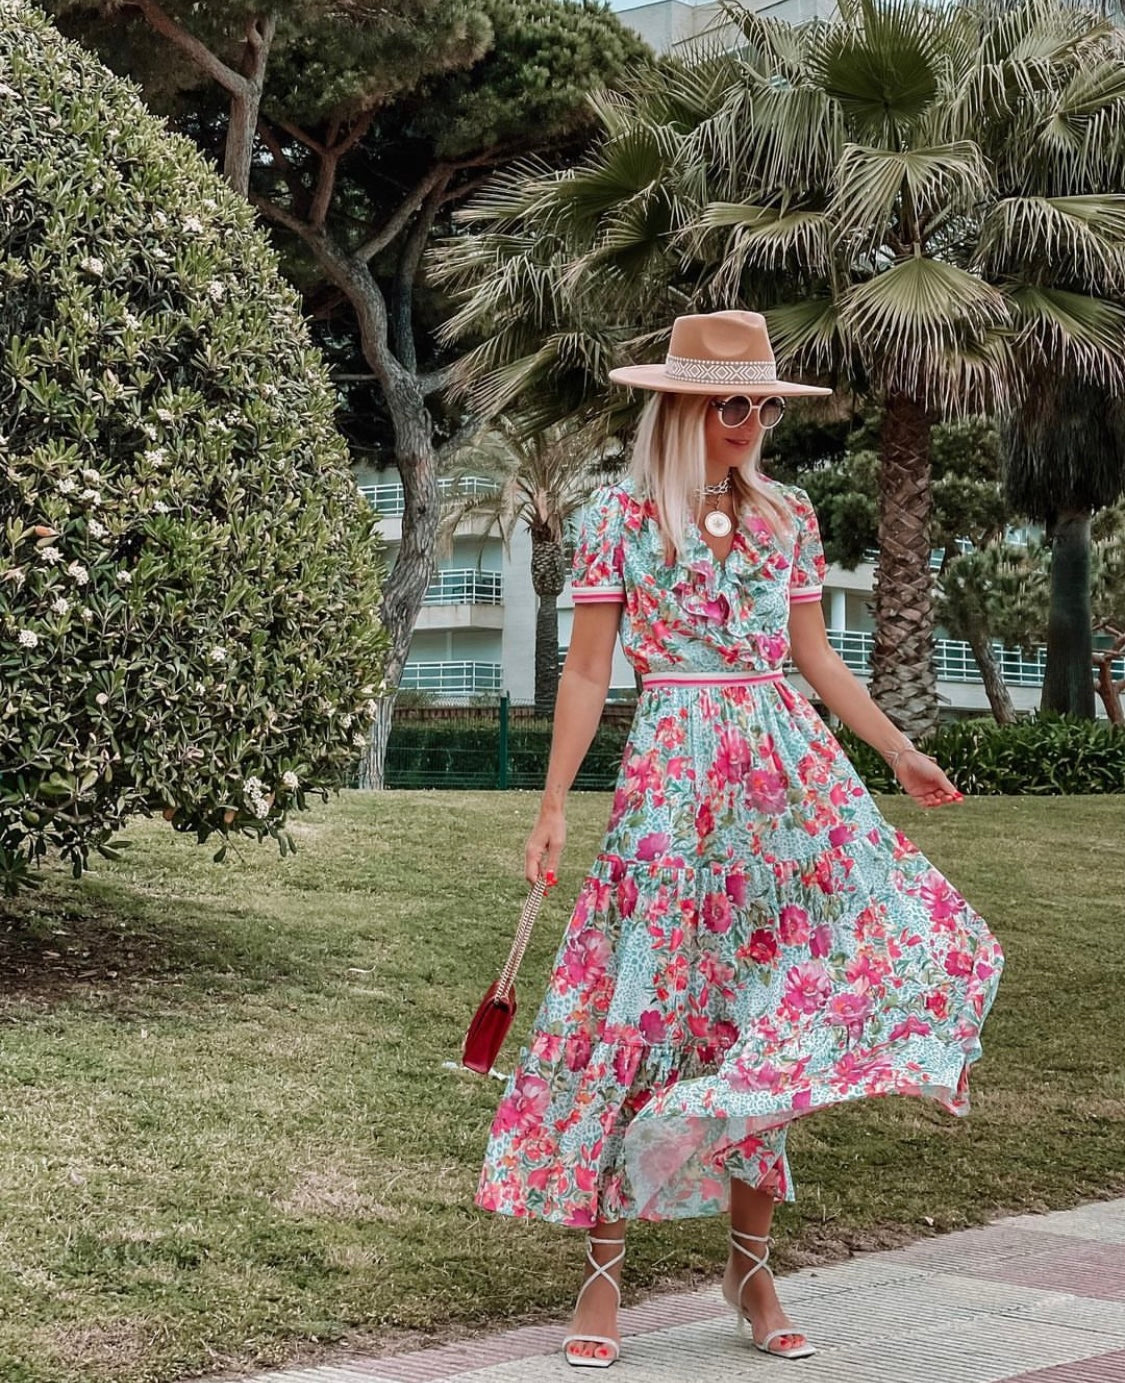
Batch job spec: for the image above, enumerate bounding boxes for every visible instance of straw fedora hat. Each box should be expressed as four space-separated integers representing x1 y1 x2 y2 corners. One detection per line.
608 309 832 397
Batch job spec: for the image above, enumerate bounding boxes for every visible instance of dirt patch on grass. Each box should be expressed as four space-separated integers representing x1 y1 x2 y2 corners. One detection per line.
0 892 170 1005
32 1318 161 1375
272 1167 381 1219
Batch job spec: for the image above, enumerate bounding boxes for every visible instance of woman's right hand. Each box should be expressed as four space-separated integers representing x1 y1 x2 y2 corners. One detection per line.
525 807 565 886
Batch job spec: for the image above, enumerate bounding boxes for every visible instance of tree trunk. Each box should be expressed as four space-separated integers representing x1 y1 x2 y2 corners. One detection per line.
311 251 440 789
224 14 276 196
870 391 939 739
1042 510 1096 718
965 625 1017 725
531 535 567 716
1094 650 1125 726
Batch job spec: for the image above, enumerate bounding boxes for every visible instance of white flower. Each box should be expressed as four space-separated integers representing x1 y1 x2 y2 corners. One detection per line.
57 477 77 494
143 447 167 466
142 423 159 441
352 732 367 748
202 198 218 211
50 596 69 615
208 646 227 663
38 546 62 565
341 712 354 728
80 256 104 275
153 500 169 515
81 607 93 619
82 468 101 484
262 383 279 399
242 774 270 819
67 562 89 585
17 628 38 648
281 770 299 790
115 570 132 586
95 691 109 705
183 215 204 234
80 489 101 506
88 519 107 539
207 280 226 302
156 408 174 423
152 210 168 229
124 312 141 330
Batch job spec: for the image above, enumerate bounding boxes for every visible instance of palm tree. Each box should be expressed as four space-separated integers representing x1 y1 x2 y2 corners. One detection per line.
439 420 615 714
1003 374 1125 717
435 0 1125 739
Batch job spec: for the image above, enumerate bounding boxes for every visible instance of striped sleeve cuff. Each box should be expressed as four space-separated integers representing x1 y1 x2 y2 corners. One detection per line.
573 585 626 603
789 586 823 604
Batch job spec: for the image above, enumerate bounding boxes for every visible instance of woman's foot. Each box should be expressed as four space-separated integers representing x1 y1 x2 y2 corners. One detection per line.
564 1234 624 1365
722 1248 807 1353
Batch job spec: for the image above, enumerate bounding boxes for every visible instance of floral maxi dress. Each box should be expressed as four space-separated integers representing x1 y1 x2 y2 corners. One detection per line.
476 477 1005 1227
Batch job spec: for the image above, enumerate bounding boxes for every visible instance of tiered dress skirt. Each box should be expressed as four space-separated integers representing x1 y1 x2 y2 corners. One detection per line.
475 670 1005 1227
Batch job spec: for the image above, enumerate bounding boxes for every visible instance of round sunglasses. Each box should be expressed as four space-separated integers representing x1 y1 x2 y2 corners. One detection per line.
709 395 786 430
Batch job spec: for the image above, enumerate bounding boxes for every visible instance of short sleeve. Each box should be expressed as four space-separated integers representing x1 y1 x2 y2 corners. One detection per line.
569 485 626 603
787 487 826 603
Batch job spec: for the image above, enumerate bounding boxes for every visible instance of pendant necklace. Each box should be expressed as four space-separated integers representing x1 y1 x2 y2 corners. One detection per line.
698 472 734 538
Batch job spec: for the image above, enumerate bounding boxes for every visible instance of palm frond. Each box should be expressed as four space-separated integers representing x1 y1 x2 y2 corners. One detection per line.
830 141 990 248
975 195 1125 292
766 296 847 378
693 203 834 291
1004 282 1125 389
840 255 1012 405
812 0 946 142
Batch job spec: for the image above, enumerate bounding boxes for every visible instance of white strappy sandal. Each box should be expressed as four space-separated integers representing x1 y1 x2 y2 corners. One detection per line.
562 1234 625 1369
723 1228 817 1360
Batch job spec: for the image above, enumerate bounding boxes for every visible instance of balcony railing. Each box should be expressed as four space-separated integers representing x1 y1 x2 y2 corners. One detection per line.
423 569 503 605
400 661 502 694
860 531 1032 571
826 629 1125 687
358 475 500 517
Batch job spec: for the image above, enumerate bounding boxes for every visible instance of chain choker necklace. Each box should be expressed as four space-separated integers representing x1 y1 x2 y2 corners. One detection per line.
697 471 733 538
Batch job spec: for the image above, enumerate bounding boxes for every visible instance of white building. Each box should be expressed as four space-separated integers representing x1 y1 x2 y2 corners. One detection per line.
355 465 1081 717
607 0 835 51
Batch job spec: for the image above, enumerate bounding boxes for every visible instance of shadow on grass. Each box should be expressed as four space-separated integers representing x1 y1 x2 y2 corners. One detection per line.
0 876 320 1008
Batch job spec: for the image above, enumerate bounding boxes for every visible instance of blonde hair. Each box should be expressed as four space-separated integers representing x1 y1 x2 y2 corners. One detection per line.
626 392 794 564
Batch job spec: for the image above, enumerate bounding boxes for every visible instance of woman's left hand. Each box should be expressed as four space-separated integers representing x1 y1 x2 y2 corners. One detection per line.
894 750 964 808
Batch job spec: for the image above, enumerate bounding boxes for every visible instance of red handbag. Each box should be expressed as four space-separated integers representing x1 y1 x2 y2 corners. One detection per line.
462 874 548 1074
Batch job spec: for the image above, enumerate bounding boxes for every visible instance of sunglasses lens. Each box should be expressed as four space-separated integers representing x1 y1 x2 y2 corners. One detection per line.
758 397 785 429
717 396 752 427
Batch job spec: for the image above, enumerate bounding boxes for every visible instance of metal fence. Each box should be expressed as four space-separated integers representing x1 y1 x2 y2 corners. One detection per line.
385 694 634 790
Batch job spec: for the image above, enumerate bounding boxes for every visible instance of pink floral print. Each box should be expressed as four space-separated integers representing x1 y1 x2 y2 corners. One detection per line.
476 477 1005 1226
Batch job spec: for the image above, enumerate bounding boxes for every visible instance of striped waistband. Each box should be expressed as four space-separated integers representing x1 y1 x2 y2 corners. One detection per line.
639 669 785 689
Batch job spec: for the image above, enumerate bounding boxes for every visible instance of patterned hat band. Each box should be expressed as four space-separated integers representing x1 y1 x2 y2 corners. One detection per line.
663 354 779 387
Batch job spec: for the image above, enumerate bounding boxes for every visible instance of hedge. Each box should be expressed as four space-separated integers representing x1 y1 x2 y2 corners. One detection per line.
0 2 388 894
387 708 1124 795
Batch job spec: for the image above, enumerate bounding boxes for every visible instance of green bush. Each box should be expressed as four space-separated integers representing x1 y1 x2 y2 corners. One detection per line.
386 709 1123 795
0 2 388 894
837 713 1125 795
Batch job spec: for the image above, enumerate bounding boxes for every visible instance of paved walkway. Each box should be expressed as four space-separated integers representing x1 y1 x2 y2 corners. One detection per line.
223 1199 1125 1383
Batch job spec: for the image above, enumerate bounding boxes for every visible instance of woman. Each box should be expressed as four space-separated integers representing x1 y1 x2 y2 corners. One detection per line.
474 310 1005 1368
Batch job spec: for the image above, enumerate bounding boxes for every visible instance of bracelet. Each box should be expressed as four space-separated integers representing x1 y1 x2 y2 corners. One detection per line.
883 745 933 772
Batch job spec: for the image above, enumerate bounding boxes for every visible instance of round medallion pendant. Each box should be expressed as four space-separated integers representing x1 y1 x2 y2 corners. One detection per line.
703 508 733 538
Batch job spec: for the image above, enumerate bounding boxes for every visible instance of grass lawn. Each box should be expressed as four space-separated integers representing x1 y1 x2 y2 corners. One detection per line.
0 791 1122 1383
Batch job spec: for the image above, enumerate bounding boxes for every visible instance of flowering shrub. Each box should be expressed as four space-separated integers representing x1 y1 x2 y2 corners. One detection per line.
0 2 388 894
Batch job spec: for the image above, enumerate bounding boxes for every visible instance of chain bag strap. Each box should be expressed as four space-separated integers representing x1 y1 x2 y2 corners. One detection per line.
461 874 548 1074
